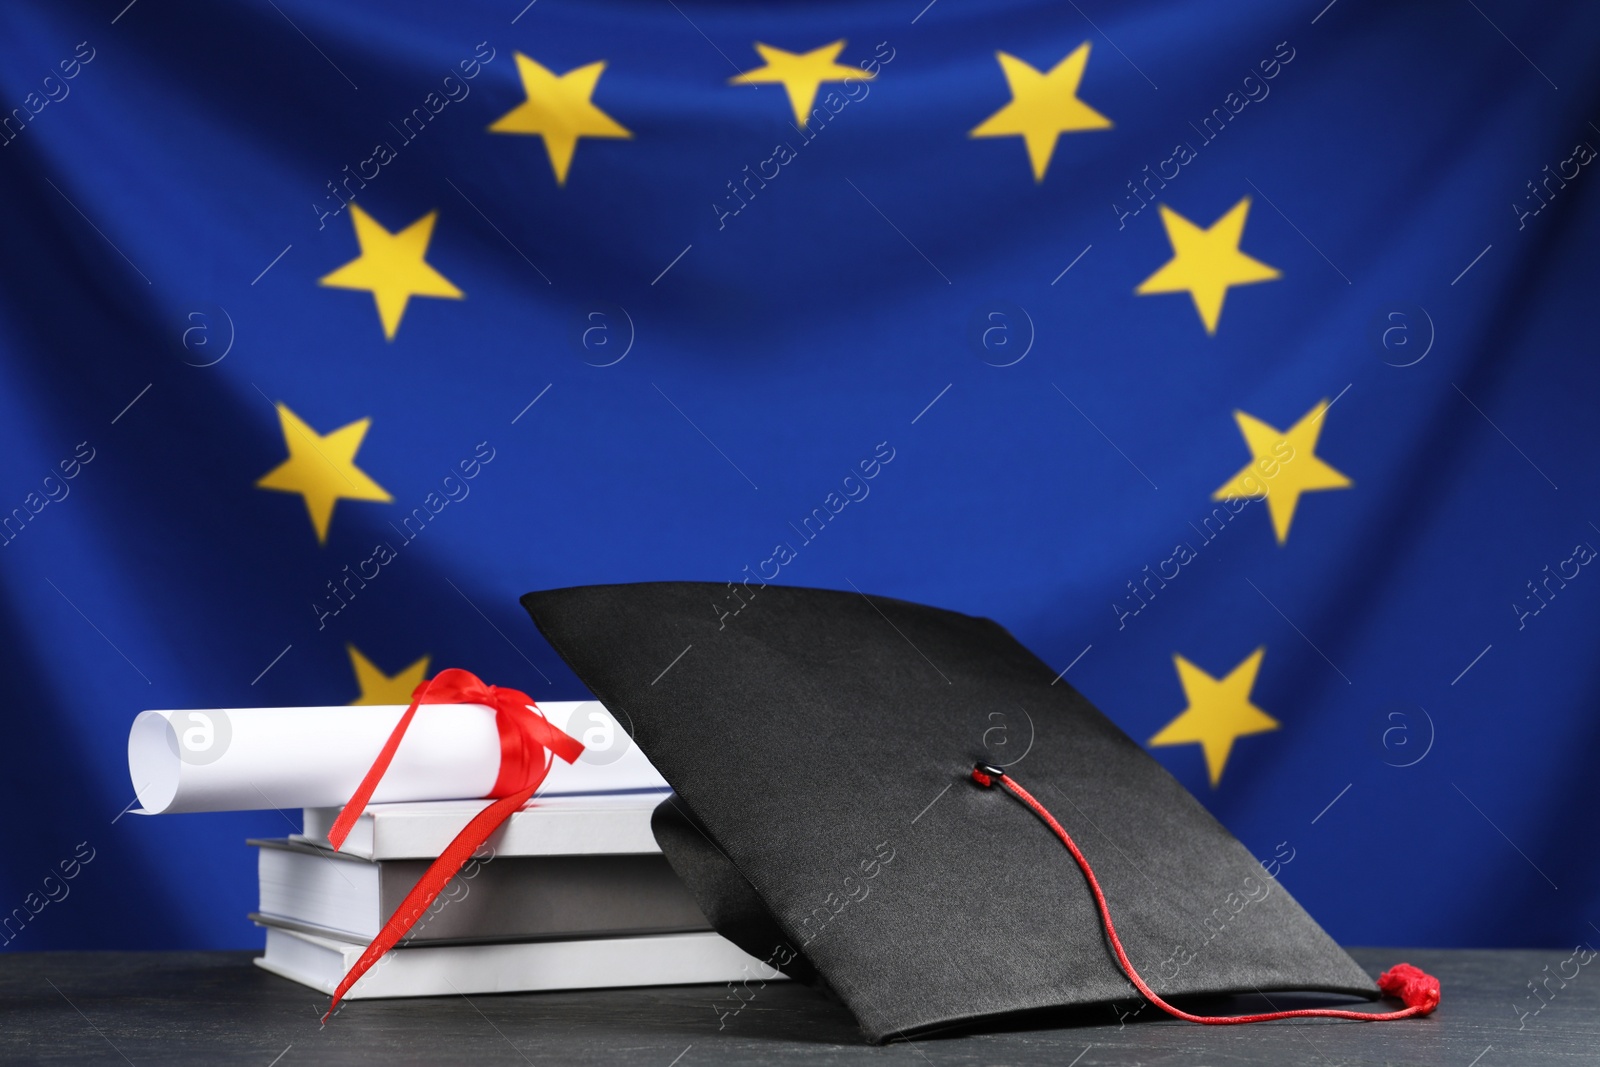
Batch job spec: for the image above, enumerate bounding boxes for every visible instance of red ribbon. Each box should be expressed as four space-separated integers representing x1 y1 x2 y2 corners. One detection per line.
320 668 585 1021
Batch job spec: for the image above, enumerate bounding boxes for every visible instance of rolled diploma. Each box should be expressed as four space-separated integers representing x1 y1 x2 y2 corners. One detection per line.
129 702 664 815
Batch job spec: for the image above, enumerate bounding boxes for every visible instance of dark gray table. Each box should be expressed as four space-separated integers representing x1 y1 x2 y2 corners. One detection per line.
1 947 1593 1065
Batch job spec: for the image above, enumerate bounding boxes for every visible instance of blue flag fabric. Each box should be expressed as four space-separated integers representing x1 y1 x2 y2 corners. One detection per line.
2 0 1597 957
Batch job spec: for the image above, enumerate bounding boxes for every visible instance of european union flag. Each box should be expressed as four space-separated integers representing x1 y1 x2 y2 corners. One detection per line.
2 0 1597 965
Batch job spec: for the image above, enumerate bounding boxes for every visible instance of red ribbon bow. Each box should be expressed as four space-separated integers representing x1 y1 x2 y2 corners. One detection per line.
321 668 585 1021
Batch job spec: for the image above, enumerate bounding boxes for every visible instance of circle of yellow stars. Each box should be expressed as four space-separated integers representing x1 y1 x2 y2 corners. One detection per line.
292 37 1352 793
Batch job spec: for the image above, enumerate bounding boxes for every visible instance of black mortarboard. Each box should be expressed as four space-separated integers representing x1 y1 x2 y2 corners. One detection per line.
521 582 1382 1042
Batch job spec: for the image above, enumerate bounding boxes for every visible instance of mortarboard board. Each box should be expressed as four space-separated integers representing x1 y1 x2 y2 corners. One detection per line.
522 582 1426 1042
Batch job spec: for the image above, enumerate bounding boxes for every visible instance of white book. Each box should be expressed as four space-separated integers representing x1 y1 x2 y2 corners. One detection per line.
297 791 670 860
255 925 779 999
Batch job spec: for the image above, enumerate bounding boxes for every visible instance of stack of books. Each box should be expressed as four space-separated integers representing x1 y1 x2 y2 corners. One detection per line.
252 792 769 999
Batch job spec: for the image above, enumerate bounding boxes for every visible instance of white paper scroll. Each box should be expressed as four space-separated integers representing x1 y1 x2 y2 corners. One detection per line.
128 701 666 815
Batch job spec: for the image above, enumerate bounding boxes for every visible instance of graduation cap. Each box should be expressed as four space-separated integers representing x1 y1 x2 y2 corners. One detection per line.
522 582 1437 1042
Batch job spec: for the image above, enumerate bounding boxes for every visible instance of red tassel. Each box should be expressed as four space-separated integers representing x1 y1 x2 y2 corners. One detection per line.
1376 963 1441 1015
973 764 1441 1025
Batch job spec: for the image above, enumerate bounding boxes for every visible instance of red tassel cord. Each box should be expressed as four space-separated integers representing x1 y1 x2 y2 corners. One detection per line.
319 669 586 1022
970 765 1440 1024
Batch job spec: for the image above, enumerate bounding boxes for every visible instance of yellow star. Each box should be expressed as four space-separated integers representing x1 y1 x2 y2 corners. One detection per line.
969 43 1112 182
319 205 463 341
489 53 631 184
255 403 392 545
1214 401 1352 544
1150 648 1279 788
347 644 431 705
1135 197 1280 334
730 41 872 128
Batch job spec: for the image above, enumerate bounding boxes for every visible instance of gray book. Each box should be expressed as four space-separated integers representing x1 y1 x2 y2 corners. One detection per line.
249 838 711 946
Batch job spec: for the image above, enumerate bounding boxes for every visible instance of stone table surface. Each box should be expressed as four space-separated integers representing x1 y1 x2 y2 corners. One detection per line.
1 947 1594 1065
